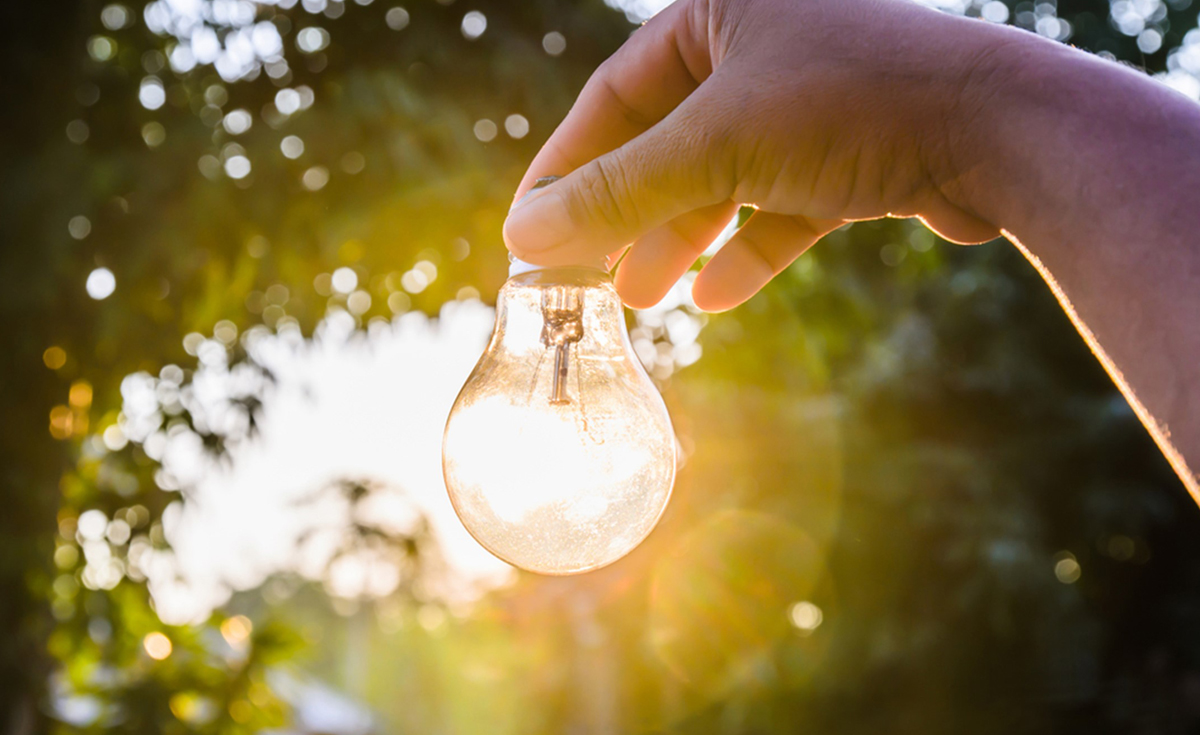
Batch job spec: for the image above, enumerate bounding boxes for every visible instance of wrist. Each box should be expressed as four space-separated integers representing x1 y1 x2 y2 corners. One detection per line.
925 21 1060 225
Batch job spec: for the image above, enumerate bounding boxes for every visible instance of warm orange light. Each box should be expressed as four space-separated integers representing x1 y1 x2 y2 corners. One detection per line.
49 406 73 440
220 615 253 648
43 346 66 370
143 631 173 660
788 601 824 633
68 380 92 408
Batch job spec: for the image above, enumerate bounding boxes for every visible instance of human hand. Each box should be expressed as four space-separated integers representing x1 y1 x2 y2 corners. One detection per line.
503 0 1020 311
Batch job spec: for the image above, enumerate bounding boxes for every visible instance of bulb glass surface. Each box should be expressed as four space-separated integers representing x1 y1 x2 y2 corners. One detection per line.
442 267 675 575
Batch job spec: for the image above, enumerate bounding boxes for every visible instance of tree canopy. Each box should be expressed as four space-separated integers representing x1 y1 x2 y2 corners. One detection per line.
2 0 1199 732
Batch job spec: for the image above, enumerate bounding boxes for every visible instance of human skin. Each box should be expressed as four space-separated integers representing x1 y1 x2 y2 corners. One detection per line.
502 0 1200 502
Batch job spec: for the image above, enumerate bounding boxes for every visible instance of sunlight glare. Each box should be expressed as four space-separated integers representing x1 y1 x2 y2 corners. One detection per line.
444 395 653 523
133 302 512 624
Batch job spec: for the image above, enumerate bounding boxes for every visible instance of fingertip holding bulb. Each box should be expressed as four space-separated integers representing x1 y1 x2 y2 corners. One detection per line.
504 174 595 268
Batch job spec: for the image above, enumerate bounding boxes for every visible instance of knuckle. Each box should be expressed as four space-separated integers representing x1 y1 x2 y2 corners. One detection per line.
570 157 642 233
705 0 736 31
671 94 739 201
707 0 753 59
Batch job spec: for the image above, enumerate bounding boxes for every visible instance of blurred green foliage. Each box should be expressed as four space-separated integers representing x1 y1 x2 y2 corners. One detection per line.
2 0 1200 733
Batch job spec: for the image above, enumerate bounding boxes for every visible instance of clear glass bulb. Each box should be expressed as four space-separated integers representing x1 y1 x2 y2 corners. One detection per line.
442 266 676 575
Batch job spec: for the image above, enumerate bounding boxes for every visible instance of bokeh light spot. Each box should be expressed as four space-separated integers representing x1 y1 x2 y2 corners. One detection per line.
86 268 116 300
54 546 79 570
387 291 411 313
198 155 222 180
43 347 67 370
213 320 238 345
100 4 130 30
222 109 253 135
102 424 128 451
473 119 497 142
143 632 173 660
169 692 214 725
266 283 290 305
224 155 252 179
980 1 1009 23
68 216 91 240
204 84 228 107
385 7 410 30
275 88 301 115
66 120 90 144
220 615 253 648
1138 28 1163 54
1054 551 1082 584
78 510 107 540
280 135 305 159
1106 534 1136 561
302 166 329 190
264 57 289 80
461 11 487 39
297 26 331 53
69 380 93 408
141 49 165 74
182 332 205 356
880 242 907 266
170 45 197 73
347 290 372 315
228 700 253 723
400 269 429 293
49 406 73 439
106 518 130 545
138 77 166 110
246 236 269 259
87 36 116 62
141 121 166 148
199 104 223 127
331 267 358 294
340 151 366 173
788 601 824 633
542 31 566 56
504 114 529 139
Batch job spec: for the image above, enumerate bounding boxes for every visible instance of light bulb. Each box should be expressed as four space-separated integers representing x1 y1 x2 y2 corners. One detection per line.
442 266 676 575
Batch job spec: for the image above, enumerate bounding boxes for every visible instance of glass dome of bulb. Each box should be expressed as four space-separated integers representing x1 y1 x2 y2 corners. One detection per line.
442 266 675 575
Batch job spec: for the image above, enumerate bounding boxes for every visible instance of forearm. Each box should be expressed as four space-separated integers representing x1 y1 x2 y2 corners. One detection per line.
950 28 1200 499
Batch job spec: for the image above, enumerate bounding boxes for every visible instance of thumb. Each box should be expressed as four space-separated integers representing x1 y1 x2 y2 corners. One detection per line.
503 102 727 267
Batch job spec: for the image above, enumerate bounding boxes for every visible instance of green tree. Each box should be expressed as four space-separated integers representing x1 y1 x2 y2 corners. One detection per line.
3 0 1199 732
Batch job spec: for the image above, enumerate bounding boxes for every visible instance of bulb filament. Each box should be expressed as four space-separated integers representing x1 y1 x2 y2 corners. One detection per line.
540 286 584 404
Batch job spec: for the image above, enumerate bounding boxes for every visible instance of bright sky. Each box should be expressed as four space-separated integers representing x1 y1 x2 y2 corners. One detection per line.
145 302 515 624
606 0 676 22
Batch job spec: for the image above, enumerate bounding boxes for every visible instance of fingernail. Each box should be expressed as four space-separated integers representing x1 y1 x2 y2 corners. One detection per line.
504 175 573 254
510 175 561 212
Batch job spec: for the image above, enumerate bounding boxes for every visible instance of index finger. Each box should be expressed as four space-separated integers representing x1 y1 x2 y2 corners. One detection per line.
513 0 713 203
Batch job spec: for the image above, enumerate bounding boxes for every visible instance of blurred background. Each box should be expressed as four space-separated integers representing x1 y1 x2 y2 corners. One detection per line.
3 0 1200 732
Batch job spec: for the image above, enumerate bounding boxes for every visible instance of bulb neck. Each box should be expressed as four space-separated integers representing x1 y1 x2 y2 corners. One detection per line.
508 255 608 279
